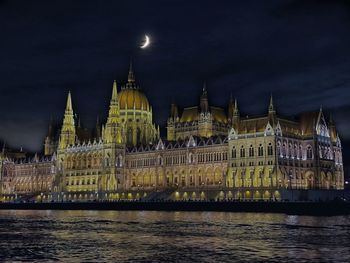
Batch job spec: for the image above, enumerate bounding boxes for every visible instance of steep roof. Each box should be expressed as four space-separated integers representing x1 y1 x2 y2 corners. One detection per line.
179 106 228 124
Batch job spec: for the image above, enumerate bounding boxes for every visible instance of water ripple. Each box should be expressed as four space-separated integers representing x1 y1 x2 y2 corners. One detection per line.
0 210 349 262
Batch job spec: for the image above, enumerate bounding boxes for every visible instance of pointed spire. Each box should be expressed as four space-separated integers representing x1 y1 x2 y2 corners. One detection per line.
96 115 100 126
202 81 207 95
95 115 101 139
106 80 120 126
200 82 209 112
234 98 239 116
2 141 5 154
60 91 75 149
128 59 135 83
111 80 118 103
170 103 178 119
268 94 275 113
66 91 73 112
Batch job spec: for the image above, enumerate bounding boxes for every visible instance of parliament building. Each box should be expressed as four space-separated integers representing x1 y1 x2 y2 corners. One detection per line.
0 64 344 202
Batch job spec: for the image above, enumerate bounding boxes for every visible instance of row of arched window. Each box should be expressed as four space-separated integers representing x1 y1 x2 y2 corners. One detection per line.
67 178 96 186
128 151 228 168
66 154 103 169
277 141 313 160
197 152 227 163
231 143 274 159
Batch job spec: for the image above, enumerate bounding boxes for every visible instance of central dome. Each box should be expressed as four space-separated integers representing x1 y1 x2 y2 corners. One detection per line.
118 89 150 111
116 61 150 111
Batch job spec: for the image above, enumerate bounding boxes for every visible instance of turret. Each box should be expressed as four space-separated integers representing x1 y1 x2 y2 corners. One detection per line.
232 97 240 131
328 113 337 143
44 117 56 155
128 60 135 83
59 91 76 149
123 59 138 90
268 94 276 126
268 94 275 114
170 103 179 120
167 103 177 141
200 82 209 113
95 116 101 139
103 80 123 143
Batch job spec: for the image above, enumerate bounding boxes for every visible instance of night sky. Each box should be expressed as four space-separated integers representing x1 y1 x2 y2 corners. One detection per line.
0 0 350 173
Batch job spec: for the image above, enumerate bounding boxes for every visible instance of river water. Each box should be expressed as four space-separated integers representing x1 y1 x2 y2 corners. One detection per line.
0 210 349 262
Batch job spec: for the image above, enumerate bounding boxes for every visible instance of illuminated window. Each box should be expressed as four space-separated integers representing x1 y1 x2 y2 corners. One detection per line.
240 146 245 158
268 143 273 156
307 146 313 159
258 144 264 156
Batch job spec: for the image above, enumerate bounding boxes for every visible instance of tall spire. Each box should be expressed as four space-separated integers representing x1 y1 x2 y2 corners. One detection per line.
112 80 118 103
66 91 73 112
107 80 120 122
59 91 76 149
47 116 54 138
128 59 135 83
202 81 207 95
200 82 209 112
2 141 5 154
231 97 240 131
103 80 122 143
229 93 233 103
234 98 239 116
268 94 276 127
268 94 275 113
95 115 101 139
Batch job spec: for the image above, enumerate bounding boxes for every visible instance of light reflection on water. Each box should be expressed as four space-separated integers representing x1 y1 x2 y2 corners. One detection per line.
0 210 349 262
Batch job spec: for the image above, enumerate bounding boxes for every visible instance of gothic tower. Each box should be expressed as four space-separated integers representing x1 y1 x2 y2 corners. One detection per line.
198 83 212 137
232 98 240 131
103 80 123 144
59 92 76 149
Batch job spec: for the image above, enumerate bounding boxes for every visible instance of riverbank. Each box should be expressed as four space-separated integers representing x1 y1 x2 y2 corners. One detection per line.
1 200 350 216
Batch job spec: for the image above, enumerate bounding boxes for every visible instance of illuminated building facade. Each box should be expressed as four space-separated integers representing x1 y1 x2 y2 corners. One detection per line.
227 97 344 200
167 84 229 140
0 153 56 201
0 64 345 202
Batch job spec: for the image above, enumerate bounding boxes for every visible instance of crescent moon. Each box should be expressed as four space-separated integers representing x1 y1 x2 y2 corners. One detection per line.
141 35 150 49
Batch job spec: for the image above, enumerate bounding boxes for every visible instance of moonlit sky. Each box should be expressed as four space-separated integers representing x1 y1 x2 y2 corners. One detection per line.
0 0 350 172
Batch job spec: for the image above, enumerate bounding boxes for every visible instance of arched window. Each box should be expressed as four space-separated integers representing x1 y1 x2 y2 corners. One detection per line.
136 128 141 144
188 153 193 164
127 128 133 144
288 143 292 158
240 146 245 158
268 143 273 156
249 145 254 157
282 143 287 157
258 144 264 157
277 141 281 157
307 146 313 159
117 155 123 167
158 155 163 165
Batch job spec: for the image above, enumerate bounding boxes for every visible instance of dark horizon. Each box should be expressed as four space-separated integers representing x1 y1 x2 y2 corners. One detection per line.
0 0 350 175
